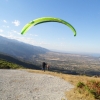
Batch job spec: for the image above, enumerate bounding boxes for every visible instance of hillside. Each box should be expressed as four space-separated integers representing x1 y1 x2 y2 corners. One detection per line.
23 69 100 100
0 53 100 100
0 36 49 61
0 36 100 76
0 53 80 74
0 53 40 69
0 52 100 76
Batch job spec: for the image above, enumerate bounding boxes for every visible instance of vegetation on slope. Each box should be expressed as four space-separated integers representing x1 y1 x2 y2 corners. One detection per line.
0 53 41 70
77 80 100 99
0 59 24 69
25 69 100 100
0 53 100 100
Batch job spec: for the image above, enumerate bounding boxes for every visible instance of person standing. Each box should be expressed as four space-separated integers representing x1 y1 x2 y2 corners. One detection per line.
42 62 46 72
46 64 49 71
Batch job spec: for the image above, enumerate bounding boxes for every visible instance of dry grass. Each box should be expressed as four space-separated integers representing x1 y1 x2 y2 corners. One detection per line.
20 69 100 100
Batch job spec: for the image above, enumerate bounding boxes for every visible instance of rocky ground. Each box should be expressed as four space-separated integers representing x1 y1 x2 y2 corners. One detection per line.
0 69 74 100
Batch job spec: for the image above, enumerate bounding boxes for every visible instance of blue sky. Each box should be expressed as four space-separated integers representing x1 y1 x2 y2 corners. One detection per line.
0 0 100 53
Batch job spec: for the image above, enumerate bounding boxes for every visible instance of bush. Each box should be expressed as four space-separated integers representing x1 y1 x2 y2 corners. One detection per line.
0 59 24 69
77 82 85 88
86 80 100 99
77 80 100 99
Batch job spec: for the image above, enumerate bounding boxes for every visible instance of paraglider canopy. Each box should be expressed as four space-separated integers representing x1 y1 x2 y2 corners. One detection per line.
21 17 77 36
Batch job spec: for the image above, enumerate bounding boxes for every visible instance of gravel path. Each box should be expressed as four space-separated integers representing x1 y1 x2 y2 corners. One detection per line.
0 69 74 100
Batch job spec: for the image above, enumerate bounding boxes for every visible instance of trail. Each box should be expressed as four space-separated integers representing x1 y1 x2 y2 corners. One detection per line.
0 69 74 100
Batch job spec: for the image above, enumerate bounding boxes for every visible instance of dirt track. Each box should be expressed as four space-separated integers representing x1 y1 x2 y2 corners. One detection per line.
0 69 74 100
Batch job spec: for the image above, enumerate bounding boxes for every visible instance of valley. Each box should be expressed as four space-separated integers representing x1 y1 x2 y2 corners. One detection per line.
31 52 100 76
0 36 100 76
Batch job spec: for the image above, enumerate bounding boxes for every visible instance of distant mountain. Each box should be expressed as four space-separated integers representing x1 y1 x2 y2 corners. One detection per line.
0 36 49 61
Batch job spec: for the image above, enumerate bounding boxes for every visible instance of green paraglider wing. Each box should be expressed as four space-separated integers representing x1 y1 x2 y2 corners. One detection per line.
21 17 76 36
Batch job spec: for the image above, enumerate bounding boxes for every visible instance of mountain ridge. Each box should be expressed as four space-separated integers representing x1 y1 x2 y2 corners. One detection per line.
0 36 49 61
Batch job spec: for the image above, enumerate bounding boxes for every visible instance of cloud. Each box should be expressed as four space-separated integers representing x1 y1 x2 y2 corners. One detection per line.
0 30 35 45
0 29 3 32
3 20 7 23
12 20 20 26
11 30 20 35
0 30 50 48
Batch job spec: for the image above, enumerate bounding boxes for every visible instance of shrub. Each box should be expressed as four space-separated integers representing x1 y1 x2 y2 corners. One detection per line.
86 80 100 99
77 80 100 99
77 82 85 88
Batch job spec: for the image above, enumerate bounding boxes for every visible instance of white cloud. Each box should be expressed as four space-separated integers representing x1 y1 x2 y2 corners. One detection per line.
12 30 20 35
12 20 20 26
0 31 35 45
7 33 14 39
0 30 51 49
0 29 3 32
29 34 38 37
3 20 7 23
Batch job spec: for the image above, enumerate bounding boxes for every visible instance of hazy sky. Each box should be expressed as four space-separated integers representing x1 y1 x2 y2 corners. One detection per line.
0 0 100 53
